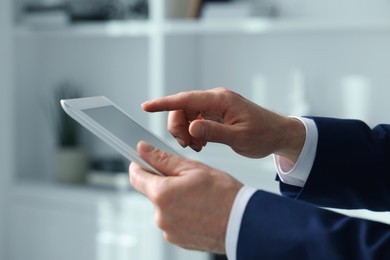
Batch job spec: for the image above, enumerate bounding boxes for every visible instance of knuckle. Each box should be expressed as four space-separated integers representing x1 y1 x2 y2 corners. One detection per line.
214 86 228 92
150 179 171 207
177 91 190 102
128 164 139 185
157 150 171 164
164 233 178 246
150 148 173 168
153 192 168 208
155 209 174 233
155 210 168 231
215 86 233 96
213 87 238 104
147 186 159 202
129 172 135 186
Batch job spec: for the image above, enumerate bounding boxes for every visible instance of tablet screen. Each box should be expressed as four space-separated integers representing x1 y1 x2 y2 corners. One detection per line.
83 105 180 157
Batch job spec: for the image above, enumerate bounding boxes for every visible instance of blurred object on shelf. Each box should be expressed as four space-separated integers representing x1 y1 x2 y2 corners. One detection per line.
168 0 203 19
201 1 252 19
56 147 87 184
189 0 203 19
68 0 126 21
21 0 149 24
52 81 87 184
68 0 148 21
53 81 83 148
275 0 305 18
128 0 148 19
250 0 279 17
86 157 131 190
23 0 68 11
22 0 70 27
200 0 278 19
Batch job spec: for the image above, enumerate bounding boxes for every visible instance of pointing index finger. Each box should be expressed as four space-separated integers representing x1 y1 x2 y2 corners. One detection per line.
141 89 222 113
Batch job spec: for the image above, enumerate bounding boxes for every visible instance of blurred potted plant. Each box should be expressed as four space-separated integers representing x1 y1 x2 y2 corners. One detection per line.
54 81 86 184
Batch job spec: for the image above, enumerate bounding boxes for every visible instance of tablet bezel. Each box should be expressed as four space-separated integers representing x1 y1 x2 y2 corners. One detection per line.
60 96 179 176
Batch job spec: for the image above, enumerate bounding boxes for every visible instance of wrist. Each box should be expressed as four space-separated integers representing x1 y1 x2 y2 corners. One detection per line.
275 116 306 164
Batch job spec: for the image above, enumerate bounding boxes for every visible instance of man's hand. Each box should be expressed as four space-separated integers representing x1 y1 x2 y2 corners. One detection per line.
142 87 305 163
129 141 243 254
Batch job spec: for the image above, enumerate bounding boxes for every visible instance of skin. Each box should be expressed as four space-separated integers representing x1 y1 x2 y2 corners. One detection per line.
130 141 242 254
129 87 306 254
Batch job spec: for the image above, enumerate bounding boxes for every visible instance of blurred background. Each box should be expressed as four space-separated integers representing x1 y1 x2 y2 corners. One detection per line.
1 0 390 259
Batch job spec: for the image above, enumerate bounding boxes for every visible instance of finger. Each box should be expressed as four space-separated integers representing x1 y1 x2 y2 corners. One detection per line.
167 110 191 148
137 141 187 177
168 110 205 151
168 110 207 152
189 119 238 146
129 162 161 199
142 89 222 113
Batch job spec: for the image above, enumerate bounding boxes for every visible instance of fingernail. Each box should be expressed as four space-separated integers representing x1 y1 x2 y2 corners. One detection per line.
190 144 202 152
175 137 186 148
191 122 205 138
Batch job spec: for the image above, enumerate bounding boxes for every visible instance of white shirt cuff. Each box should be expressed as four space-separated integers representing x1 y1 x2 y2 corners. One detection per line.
225 185 257 260
274 117 318 187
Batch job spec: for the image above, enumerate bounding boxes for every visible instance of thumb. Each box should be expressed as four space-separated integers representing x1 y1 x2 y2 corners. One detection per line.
189 119 237 145
137 141 185 177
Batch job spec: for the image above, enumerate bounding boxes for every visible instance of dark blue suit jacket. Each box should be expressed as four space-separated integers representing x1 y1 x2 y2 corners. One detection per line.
237 117 390 260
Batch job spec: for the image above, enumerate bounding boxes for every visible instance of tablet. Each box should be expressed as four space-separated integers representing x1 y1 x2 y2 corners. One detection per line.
61 96 182 176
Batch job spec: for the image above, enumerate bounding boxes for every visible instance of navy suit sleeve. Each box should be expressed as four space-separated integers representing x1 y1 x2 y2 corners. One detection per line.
281 117 390 211
237 190 390 260
237 118 390 259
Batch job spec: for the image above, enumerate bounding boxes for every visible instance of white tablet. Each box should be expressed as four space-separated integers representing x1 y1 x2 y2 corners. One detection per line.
61 96 182 176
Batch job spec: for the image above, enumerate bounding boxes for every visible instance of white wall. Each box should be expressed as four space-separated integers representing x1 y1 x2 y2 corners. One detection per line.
0 0 14 258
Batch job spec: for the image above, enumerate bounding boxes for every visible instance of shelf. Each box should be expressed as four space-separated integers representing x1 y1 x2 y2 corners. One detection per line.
14 18 390 38
15 20 153 38
9 180 142 205
164 18 390 35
